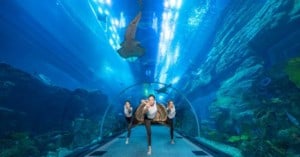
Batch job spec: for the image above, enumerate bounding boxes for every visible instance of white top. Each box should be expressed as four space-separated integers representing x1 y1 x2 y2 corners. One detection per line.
167 106 176 119
124 106 133 117
144 102 157 119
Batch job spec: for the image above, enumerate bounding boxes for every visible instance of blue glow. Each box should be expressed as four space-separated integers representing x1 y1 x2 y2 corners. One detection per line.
109 38 114 45
105 0 111 6
152 13 158 33
188 6 209 27
176 0 182 9
119 12 126 28
171 76 180 84
156 0 181 84
90 0 122 52
158 95 165 101
98 0 104 4
98 7 103 14
104 9 109 15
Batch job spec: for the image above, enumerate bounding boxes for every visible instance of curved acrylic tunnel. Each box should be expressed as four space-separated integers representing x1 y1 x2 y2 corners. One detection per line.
1 0 300 157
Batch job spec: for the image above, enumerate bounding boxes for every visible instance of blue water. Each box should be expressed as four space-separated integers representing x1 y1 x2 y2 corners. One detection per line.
0 0 300 156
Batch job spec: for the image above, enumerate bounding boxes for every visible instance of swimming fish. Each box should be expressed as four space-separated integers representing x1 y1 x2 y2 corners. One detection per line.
0 106 26 116
155 84 172 94
117 11 145 59
0 106 14 112
286 111 299 127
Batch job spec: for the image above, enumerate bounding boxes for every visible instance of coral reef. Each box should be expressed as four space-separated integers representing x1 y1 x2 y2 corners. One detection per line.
199 0 300 156
285 57 300 88
71 118 100 148
0 63 108 155
0 132 39 157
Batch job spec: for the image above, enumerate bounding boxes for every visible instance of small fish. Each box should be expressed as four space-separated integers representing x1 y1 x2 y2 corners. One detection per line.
36 73 52 85
0 106 14 112
286 111 299 127
52 134 62 140
155 84 172 94
3 81 15 87
0 106 27 116
234 125 241 135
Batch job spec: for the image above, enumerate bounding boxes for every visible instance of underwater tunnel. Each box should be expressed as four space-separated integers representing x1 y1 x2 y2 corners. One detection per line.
0 0 300 156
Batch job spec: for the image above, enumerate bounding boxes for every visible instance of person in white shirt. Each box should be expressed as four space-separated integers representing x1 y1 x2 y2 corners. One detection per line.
124 100 133 144
166 100 176 144
141 94 157 155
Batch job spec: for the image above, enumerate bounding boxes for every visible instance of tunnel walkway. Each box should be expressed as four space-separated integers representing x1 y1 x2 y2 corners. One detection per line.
85 125 213 157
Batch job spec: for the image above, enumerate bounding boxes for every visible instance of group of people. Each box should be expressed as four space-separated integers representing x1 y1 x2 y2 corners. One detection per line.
123 94 176 155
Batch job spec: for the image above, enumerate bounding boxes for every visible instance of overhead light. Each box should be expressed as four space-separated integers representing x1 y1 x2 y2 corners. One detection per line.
104 9 109 15
98 7 103 14
156 0 182 85
158 95 164 101
152 13 158 33
114 19 119 27
171 76 180 84
109 38 114 46
119 12 126 28
170 0 176 8
105 0 111 6
176 0 182 9
164 1 169 8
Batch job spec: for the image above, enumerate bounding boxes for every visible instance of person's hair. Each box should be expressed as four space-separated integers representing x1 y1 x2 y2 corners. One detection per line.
125 100 131 103
148 94 155 99
167 100 173 106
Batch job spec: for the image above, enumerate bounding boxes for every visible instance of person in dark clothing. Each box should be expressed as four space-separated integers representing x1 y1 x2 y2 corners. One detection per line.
141 94 157 155
166 100 176 144
124 100 133 144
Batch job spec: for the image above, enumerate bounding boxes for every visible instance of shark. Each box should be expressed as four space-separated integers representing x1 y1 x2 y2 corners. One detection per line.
117 11 145 59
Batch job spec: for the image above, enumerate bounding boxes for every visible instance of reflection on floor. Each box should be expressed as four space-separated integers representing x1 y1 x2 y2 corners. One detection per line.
85 125 213 157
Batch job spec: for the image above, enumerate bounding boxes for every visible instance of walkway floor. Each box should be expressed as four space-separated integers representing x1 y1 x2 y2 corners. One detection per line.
85 125 213 157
